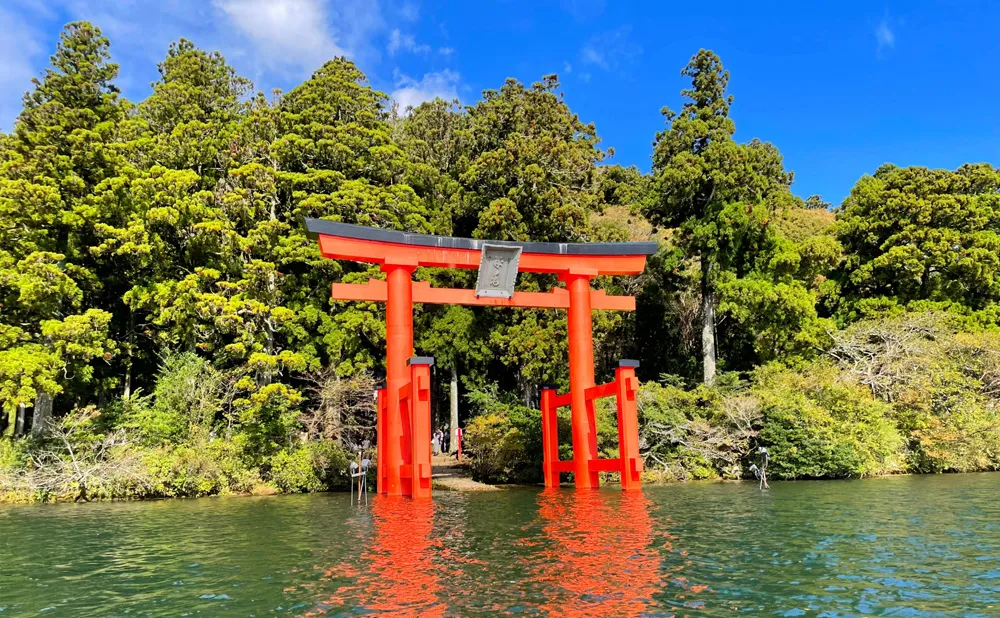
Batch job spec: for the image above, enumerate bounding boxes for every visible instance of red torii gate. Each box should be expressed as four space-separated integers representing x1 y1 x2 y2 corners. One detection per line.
305 220 657 498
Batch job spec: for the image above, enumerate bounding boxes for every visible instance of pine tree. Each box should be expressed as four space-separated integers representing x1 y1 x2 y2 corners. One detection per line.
647 50 794 384
0 22 121 433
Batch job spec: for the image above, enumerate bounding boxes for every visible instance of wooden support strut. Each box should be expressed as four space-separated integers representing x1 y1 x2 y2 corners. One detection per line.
538 359 643 490
540 387 561 488
550 392 572 409
407 357 434 499
615 360 643 491
566 273 600 489
376 387 386 494
382 264 414 496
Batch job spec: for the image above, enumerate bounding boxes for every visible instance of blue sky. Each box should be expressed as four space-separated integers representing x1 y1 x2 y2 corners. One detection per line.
2 0 998 205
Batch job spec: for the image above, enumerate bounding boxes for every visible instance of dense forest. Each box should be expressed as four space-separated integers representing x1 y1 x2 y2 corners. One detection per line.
3 23 1000 501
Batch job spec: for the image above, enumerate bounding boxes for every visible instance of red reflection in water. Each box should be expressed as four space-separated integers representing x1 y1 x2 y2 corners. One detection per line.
530 490 666 617
363 497 442 615
301 491 707 616
304 496 442 617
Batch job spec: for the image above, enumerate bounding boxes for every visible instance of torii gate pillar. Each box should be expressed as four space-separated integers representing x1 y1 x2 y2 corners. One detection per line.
383 262 416 497
565 272 600 489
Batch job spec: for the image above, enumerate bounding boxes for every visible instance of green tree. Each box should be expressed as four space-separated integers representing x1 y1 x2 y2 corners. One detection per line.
647 50 796 383
416 305 489 450
398 98 469 234
92 39 251 398
273 57 432 379
803 194 831 210
0 22 123 433
461 75 604 243
398 78 611 404
463 76 609 400
837 163 1000 318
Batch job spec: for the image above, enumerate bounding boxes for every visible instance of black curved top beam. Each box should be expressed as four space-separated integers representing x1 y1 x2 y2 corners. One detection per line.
304 219 658 256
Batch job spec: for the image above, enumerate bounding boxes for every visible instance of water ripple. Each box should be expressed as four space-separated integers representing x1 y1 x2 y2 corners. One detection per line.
1 474 1000 615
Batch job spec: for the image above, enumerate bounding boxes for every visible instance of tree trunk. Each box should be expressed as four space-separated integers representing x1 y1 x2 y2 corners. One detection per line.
701 254 717 386
123 309 134 400
520 378 533 407
258 265 278 388
0 406 8 436
123 362 132 401
15 403 27 436
449 364 459 453
31 392 53 437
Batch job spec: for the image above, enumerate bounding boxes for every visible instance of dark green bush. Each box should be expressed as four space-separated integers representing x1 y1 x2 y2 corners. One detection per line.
638 380 760 481
464 385 543 484
268 440 350 493
0 353 355 501
125 353 222 444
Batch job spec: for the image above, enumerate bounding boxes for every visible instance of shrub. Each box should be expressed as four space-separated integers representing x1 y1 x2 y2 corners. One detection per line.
231 382 305 464
465 412 533 484
0 438 28 471
0 408 152 501
896 331 1000 473
306 440 351 490
126 352 222 444
464 385 542 484
638 380 761 481
302 372 377 449
203 438 262 494
143 445 228 498
828 313 1000 473
268 448 323 493
265 441 350 493
754 364 905 479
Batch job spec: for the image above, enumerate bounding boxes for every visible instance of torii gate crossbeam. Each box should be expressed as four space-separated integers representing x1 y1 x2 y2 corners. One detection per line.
306 219 657 498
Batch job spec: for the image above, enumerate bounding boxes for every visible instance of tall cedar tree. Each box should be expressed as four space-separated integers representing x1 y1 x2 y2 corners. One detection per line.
0 23 120 435
647 50 794 384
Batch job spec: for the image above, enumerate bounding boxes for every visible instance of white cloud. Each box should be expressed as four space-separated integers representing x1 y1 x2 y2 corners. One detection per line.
214 0 344 73
319 0 386 65
581 46 606 69
391 69 459 112
399 1 419 21
875 17 895 52
48 0 384 89
560 0 605 21
388 29 405 54
563 61 573 74
388 28 430 55
0 7 44 130
580 26 641 72
438 46 455 56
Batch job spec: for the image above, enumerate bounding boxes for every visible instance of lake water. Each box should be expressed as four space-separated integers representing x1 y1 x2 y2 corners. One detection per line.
2 473 1000 616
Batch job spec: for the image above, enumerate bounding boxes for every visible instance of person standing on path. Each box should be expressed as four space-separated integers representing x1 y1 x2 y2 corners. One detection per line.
432 428 443 456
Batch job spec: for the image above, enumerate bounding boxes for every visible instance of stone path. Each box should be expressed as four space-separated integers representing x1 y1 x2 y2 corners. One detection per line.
431 455 500 492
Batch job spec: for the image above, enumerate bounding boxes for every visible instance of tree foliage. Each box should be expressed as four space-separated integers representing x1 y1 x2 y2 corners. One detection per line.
2 23 999 496
646 50 833 383
837 164 1000 317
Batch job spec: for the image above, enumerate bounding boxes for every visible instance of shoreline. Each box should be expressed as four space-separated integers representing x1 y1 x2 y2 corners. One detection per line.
3 468 994 505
